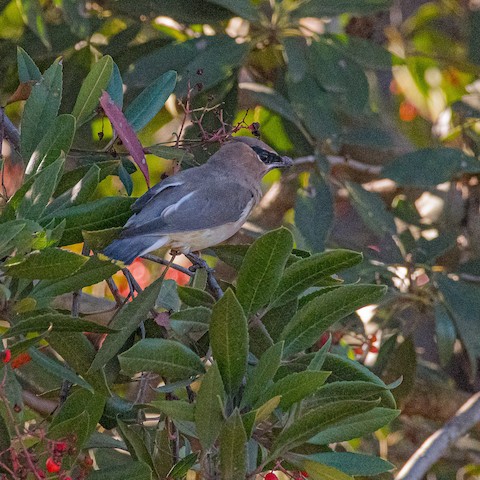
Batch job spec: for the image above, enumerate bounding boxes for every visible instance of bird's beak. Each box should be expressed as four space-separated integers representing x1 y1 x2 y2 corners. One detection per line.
266 154 293 171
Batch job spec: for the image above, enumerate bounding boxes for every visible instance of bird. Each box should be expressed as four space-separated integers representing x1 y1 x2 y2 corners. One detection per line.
102 136 293 264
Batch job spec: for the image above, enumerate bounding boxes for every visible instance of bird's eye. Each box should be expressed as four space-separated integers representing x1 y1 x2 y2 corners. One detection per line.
251 146 282 165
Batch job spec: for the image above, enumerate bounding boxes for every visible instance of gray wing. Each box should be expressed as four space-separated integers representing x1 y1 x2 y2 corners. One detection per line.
120 180 255 238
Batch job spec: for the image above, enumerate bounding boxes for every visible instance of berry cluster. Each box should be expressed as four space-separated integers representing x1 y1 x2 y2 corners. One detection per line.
353 333 379 356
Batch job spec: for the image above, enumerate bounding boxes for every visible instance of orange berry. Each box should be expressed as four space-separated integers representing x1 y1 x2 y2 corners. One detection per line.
45 457 61 473
11 352 31 369
399 101 417 122
369 334 377 342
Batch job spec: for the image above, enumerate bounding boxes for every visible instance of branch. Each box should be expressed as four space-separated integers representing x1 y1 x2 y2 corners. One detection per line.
395 391 480 480
141 253 194 278
185 253 223 299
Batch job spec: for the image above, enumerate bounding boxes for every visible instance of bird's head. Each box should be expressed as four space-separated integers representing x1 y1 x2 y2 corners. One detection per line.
231 136 293 171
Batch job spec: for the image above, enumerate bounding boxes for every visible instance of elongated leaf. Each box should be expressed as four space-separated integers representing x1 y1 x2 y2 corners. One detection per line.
4 312 116 337
4 248 87 279
309 381 388 407
177 286 215 308
100 90 150 187
89 276 165 371
119 338 205 380
382 148 479 187
236 228 293 317
195 363 225 449
0 221 26 257
117 419 157 474
149 399 195 422
291 0 391 18
28 347 93 392
309 407 400 444
170 306 211 338
322 353 396 408
208 0 259 22
256 371 330 410
17 0 50 47
72 55 113 127
281 285 386 357
88 462 151 480
49 390 106 447
271 250 362 307
106 61 124 108
20 59 62 161
18 154 64 220
308 335 332 371
219 409 247 480
44 164 100 215
145 144 195 165
125 71 177 132
305 452 394 476
303 461 353 480
25 114 76 176
210 289 248 394
270 400 378 457
17 46 41 82
32 256 120 298
40 196 135 246
296 175 334 253
241 342 283 408
434 302 456 367
345 182 397 236
167 453 198 480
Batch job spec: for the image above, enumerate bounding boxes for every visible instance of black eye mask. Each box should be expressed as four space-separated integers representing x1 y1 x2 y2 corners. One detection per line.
251 146 284 165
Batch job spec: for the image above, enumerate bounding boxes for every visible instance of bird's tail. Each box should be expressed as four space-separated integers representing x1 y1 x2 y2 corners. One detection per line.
102 236 168 265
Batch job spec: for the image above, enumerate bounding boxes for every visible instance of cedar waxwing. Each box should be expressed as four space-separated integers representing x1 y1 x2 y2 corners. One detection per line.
103 136 293 264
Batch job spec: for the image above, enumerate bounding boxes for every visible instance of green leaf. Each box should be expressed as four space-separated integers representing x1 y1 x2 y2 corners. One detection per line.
210 289 248 394
195 362 225 449
167 453 198 480
236 228 293 317
262 299 298 343
125 70 177 132
219 409 247 480
207 0 259 22
24 114 76 176
291 0 391 18
4 312 116 337
9 332 49 358
119 338 205 380
106 61 124 108
382 148 479 187
17 0 50 48
145 145 195 165
31 255 120 298
309 406 400 444
40 196 135 246
28 347 93 392
0 411 10 454
434 302 456 367
322 353 396 408
72 55 114 127
118 165 133 196
270 399 378 457
303 461 353 480
117 419 157 474
170 306 211 339
177 286 215 308
4 248 87 279
271 250 362 308
345 182 397 236
17 46 41 82
305 452 394 476
256 371 330 410
49 390 105 447
309 381 389 407
87 462 152 480
241 342 283 408
18 154 64 220
308 336 332 371
295 175 334 253
0 221 27 257
149 399 195 422
20 59 62 161
281 285 386 357
436 275 480 379
90 276 165 371
44 164 100 215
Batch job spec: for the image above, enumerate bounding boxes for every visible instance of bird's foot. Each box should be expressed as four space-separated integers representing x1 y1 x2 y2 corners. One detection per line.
186 252 212 273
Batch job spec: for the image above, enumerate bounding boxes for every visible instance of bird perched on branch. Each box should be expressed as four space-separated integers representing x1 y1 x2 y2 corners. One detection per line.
103 136 293 264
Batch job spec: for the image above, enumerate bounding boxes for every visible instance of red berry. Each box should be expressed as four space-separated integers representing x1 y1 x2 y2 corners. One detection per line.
46 457 61 473
36 470 46 479
55 442 67 453
265 473 279 480
84 456 94 467
301 471 309 478
399 101 417 122
1 349 11 363
369 334 377 343
353 346 364 355
369 345 379 353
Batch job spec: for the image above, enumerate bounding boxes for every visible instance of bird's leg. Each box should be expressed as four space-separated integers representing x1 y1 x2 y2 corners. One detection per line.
185 252 224 300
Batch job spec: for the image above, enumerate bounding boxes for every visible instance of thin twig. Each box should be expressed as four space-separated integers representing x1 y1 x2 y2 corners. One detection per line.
106 277 125 306
185 253 223 299
395 391 480 480
141 253 194 277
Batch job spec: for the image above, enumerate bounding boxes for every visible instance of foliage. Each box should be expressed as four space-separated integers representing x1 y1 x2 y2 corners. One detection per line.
2 0 480 478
